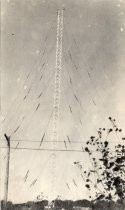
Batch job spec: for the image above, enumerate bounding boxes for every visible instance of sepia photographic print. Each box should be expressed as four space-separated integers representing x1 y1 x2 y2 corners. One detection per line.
0 0 125 210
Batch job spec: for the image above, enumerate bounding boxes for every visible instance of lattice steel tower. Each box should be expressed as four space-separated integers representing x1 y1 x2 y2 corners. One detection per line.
52 9 64 144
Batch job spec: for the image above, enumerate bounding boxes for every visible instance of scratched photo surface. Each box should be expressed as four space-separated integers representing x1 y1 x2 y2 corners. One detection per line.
1 0 125 207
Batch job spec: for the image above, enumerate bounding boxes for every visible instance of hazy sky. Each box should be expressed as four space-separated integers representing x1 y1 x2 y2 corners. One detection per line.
1 0 125 203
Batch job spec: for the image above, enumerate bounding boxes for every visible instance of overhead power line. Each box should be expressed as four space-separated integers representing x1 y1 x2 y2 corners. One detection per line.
0 139 118 144
0 146 117 153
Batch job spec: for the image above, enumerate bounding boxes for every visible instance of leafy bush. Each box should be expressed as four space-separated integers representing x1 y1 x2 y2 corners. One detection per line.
74 117 125 202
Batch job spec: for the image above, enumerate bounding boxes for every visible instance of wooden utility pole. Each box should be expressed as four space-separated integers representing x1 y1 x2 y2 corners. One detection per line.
4 133 10 209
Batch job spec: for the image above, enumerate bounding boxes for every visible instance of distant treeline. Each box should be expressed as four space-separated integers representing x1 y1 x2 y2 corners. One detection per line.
1 199 125 210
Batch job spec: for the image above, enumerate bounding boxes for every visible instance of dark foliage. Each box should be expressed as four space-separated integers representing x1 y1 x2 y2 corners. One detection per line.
74 117 125 201
73 199 92 207
1 199 125 210
92 199 125 210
